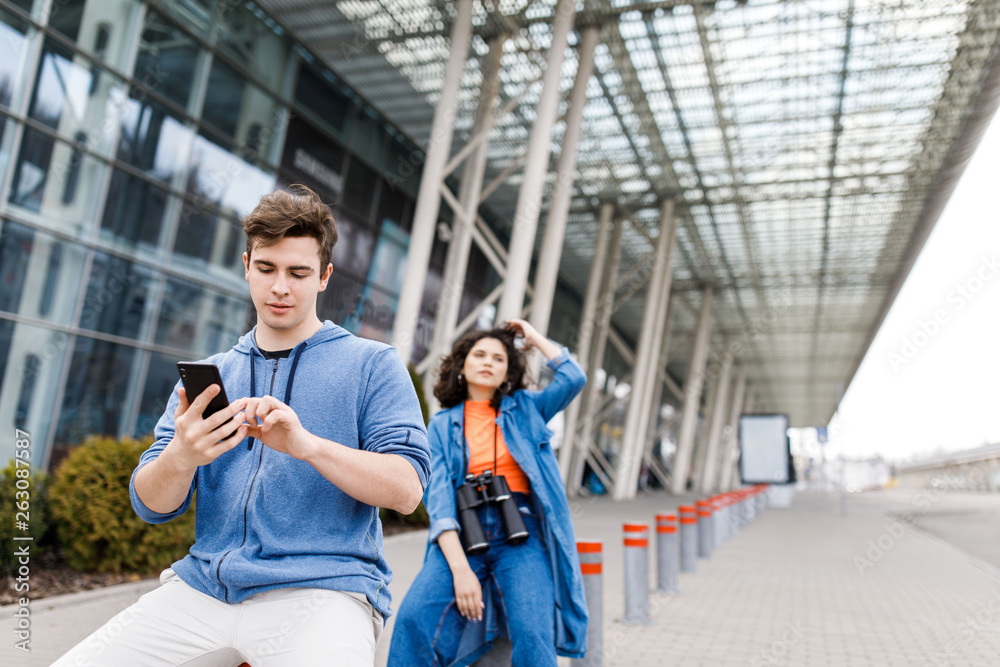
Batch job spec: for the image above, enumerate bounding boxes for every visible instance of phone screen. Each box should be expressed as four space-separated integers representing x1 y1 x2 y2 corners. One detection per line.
177 362 232 421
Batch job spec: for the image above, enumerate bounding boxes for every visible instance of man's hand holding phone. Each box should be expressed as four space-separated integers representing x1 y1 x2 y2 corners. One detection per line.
168 385 249 470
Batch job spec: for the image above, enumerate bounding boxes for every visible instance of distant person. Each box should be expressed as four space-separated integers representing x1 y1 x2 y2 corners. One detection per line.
53 185 430 666
387 320 588 666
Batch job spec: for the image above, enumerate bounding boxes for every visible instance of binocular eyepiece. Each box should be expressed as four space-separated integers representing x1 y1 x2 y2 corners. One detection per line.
455 470 529 555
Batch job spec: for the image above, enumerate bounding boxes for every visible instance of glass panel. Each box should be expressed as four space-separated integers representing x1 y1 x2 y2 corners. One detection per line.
117 92 194 183
0 7 31 111
341 157 377 222
294 63 352 137
186 132 275 220
172 204 244 274
0 220 86 325
216 2 291 95
0 322 71 468
100 168 170 249
27 37 129 157
79 252 156 339
134 8 202 110
200 57 282 158
349 111 385 169
8 127 107 227
135 350 181 437
54 337 138 450
48 1 142 70
155 0 213 39
384 137 422 200
155 275 251 356
319 269 363 330
279 115 344 203
329 212 374 281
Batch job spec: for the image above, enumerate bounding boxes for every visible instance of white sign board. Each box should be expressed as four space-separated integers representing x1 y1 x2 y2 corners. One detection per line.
739 414 791 484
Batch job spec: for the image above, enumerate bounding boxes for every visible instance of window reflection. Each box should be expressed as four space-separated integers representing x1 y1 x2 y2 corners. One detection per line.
135 351 181 437
201 57 283 160
155 275 250 356
186 132 275 220
79 252 155 339
47 0 141 71
100 168 169 249
172 204 243 273
0 323 70 468
0 8 30 110
9 128 106 227
0 221 85 325
55 337 137 449
134 9 201 110
117 93 193 183
28 37 128 157
216 2 290 95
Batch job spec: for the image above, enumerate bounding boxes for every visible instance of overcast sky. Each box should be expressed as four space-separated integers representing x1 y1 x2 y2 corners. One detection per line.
822 111 1000 463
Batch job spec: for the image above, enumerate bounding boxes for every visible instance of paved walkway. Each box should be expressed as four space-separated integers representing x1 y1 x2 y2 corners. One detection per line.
4 489 1000 666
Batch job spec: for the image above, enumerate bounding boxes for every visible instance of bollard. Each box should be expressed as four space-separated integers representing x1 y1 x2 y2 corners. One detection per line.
678 506 698 574
622 523 651 624
573 541 603 667
696 500 714 559
711 496 724 550
655 514 679 594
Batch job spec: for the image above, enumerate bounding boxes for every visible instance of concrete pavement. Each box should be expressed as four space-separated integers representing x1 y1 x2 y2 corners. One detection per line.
4 489 1000 666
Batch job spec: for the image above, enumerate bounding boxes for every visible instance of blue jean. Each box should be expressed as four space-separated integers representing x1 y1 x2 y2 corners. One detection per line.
389 496 556 667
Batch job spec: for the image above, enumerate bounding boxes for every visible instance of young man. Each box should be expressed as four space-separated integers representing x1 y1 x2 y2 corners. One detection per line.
54 185 430 666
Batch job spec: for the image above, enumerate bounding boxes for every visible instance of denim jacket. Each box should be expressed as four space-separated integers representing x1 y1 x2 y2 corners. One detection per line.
424 348 589 659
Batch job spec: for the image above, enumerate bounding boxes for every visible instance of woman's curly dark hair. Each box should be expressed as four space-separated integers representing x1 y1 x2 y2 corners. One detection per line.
434 328 529 410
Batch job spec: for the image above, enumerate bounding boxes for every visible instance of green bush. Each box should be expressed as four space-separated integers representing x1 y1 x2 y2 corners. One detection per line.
0 460 51 575
49 436 195 574
378 365 433 529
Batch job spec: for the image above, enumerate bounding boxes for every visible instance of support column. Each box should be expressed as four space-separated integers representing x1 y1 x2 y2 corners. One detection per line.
426 34 506 405
496 0 576 322
670 286 715 495
642 291 676 480
530 24 599 344
699 341 733 493
560 202 615 478
391 0 474 363
568 216 625 495
690 372 718 491
717 365 747 492
614 200 676 500
634 203 678 473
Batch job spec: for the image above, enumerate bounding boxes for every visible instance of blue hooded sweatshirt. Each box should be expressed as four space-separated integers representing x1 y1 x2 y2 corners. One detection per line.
129 321 430 620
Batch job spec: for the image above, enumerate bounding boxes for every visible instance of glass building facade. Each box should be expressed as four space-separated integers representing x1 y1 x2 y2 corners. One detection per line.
0 0 533 470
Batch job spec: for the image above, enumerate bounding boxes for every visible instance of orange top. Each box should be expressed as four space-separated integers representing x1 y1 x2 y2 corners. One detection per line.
465 401 531 495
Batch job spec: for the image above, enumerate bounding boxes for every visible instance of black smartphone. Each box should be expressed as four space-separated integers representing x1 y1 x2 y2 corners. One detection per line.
176 362 234 427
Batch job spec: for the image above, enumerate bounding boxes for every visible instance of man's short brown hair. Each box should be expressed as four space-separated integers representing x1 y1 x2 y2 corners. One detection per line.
243 184 337 268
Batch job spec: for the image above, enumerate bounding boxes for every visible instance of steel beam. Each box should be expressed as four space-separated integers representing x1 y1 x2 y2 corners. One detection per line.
614 200 677 500
496 0 576 322
560 202 615 479
698 340 734 493
391 0 473 363
670 286 715 495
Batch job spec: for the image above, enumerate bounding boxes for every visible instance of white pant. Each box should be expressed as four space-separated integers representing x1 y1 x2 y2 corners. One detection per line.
52 569 383 667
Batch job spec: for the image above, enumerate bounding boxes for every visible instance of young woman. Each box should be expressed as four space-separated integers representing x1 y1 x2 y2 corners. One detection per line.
388 318 589 667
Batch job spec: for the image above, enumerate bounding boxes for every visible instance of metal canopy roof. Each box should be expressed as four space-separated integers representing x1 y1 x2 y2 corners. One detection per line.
258 0 1000 427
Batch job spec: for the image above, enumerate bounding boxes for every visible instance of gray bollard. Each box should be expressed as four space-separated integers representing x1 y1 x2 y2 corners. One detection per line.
622 523 650 624
678 506 698 573
696 500 713 559
655 513 679 594
573 541 603 667
711 496 724 549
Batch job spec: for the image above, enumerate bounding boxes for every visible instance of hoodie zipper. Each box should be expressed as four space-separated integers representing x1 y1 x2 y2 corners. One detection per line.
215 355 280 602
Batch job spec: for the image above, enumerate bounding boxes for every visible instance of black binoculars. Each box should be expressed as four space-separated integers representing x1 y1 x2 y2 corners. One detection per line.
454 470 529 555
